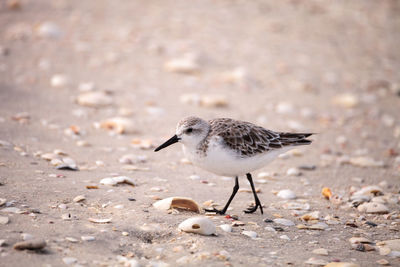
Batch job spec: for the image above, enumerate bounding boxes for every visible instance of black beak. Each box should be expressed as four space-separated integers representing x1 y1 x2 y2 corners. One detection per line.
154 135 180 152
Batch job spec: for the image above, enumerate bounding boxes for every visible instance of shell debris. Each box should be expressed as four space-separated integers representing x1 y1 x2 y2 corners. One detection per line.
153 197 200 213
178 216 216 236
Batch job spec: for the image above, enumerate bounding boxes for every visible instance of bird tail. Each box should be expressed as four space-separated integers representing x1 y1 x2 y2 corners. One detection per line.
278 132 314 146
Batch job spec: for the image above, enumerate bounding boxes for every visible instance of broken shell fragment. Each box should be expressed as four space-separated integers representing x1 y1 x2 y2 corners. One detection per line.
100 117 136 134
100 176 135 186
178 216 216 236
322 187 332 199
153 197 200 213
88 218 112 223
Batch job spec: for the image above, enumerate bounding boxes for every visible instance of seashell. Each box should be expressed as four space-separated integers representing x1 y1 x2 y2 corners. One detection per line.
277 189 296 200
352 185 383 197
219 224 232 233
73 195 86 203
286 168 301 176
76 91 113 107
178 216 216 236
56 157 78 171
349 237 372 244
88 218 112 223
153 197 200 213
100 117 136 134
357 202 389 214
321 187 332 199
164 54 200 74
100 176 135 186
301 211 320 221
241 231 257 239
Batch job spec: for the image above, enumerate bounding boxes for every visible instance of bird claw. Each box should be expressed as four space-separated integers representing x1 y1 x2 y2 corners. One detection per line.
243 202 264 214
204 208 226 215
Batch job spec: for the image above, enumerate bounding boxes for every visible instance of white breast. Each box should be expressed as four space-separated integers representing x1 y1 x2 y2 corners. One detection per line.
182 136 291 176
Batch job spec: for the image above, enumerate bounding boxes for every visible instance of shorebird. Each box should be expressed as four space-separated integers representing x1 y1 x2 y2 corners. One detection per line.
154 116 313 215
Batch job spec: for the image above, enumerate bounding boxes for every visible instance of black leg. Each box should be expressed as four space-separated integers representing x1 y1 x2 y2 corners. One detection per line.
244 173 263 214
205 176 239 215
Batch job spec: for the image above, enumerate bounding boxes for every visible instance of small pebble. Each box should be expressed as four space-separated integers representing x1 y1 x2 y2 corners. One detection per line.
13 239 46 250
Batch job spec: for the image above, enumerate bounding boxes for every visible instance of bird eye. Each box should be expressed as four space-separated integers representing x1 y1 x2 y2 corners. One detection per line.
186 128 193 134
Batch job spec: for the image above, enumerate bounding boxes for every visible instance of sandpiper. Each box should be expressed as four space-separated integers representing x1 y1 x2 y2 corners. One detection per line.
154 116 313 215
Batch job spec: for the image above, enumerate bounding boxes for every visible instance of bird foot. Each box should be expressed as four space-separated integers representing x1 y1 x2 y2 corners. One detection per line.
204 207 226 215
243 202 264 214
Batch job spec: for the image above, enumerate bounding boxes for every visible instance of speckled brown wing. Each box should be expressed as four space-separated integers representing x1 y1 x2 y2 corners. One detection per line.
208 118 312 157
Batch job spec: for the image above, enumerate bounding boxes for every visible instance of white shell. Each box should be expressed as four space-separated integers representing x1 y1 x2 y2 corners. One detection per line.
286 168 301 176
219 224 232 233
100 176 135 186
178 216 216 236
153 197 200 213
241 231 257 239
277 189 297 200
353 185 383 196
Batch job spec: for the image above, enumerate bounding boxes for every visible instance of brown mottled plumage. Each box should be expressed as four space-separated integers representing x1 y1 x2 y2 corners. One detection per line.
199 118 312 157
